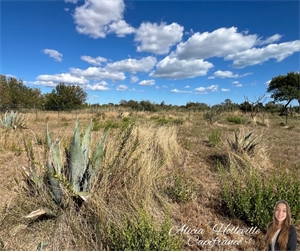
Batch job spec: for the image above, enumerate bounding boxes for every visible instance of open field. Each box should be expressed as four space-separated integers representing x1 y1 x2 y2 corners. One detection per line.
0 109 299 250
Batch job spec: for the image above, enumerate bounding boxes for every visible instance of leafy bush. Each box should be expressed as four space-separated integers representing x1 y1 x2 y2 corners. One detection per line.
208 129 222 147
218 162 300 230
107 209 184 250
165 172 201 203
226 115 246 124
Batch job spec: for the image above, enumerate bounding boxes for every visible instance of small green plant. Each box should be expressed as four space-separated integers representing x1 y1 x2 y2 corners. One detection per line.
218 162 300 230
203 108 221 125
226 115 246 124
165 173 200 203
0 110 27 129
208 129 222 147
107 208 184 250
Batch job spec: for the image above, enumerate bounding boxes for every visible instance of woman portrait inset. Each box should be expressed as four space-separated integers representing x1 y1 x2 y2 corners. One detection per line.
265 200 297 251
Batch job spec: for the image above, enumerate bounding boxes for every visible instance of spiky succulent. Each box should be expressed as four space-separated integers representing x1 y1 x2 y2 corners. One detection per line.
22 119 108 216
0 110 27 129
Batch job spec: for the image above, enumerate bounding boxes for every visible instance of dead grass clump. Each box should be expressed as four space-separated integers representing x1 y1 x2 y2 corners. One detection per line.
0 122 184 250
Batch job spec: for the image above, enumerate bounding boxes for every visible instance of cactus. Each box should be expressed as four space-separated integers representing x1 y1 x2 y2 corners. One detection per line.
0 110 27 129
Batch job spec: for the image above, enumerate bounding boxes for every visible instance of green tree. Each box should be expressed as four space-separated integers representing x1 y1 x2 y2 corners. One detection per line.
267 71 300 114
44 83 87 110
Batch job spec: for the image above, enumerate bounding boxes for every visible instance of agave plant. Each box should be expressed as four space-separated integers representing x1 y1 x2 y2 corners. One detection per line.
227 130 258 156
22 119 108 218
0 110 27 129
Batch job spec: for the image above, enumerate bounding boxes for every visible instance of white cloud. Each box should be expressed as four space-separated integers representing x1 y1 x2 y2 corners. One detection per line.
171 89 193 94
65 0 78 3
73 0 129 38
150 56 213 79
116 84 128 91
138 79 155 86
36 73 88 85
64 8 69 12
86 82 109 91
135 22 184 54
256 34 282 45
174 27 257 60
225 40 300 68
108 20 136 37
130 76 139 83
162 85 168 88
106 56 157 73
43 49 63 62
70 67 125 81
208 70 252 79
81 55 107 66
184 85 190 88
221 88 230 92
232 81 242 87
194 84 218 94
265 80 271 86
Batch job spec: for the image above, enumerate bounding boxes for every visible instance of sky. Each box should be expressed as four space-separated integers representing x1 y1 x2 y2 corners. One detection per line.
1 0 300 106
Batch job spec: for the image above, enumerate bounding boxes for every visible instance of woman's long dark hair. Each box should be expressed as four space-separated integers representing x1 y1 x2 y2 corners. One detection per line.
265 200 292 250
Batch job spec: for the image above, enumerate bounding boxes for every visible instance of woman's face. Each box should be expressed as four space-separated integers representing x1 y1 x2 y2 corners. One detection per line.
275 203 287 224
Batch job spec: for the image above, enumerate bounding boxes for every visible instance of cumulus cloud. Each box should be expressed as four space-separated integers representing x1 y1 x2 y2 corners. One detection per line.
150 56 213 79
86 81 109 91
256 34 282 45
108 20 136 37
116 84 128 91
232 81 242 87
70 67 125 81
81 55 107 66
171 89 193 94
36 73 88 85
135 22 184 54
174 27 257 60
194 85 218 94
106 56 157 73
73 0 134 38
138 79 155 86
208 70 252 79
130 76 139 83
43 49 63 62
221 88 230 92
225 40 300 68
265 80 271 86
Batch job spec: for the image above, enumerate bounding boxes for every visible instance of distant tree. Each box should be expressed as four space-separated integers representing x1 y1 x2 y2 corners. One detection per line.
44 83 87 110
267 71 300 114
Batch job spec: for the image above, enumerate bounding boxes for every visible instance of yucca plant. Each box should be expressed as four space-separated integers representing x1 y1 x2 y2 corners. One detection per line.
22 119 108 218
0 110 27 129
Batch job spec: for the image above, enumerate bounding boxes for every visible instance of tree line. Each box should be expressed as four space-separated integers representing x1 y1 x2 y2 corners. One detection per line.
0 72 299 114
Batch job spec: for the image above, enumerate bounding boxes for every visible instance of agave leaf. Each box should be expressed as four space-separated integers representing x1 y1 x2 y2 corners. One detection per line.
84 131 108 191
24 207 56 219
69 119 87 192
21 166 43 188
46 124 52 148
244 132 252 143
46 154 62 204
51 139 63 176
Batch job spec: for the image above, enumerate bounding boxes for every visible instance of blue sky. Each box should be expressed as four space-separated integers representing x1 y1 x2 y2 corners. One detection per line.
1 0 300 106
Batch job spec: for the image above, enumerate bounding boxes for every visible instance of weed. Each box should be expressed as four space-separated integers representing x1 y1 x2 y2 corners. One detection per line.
208 129 222 147
226 115 246 124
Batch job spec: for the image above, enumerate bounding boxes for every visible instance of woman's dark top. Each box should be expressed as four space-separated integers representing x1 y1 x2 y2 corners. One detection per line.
268 225 297 251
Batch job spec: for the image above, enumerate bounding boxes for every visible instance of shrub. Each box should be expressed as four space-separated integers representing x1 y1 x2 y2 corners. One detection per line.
208 129 222 147
165 172 201 203
107 208 184 250
226 115 246 124
218 162 300 230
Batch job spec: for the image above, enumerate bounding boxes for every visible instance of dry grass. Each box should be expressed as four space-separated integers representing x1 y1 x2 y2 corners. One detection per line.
0 110 299 250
